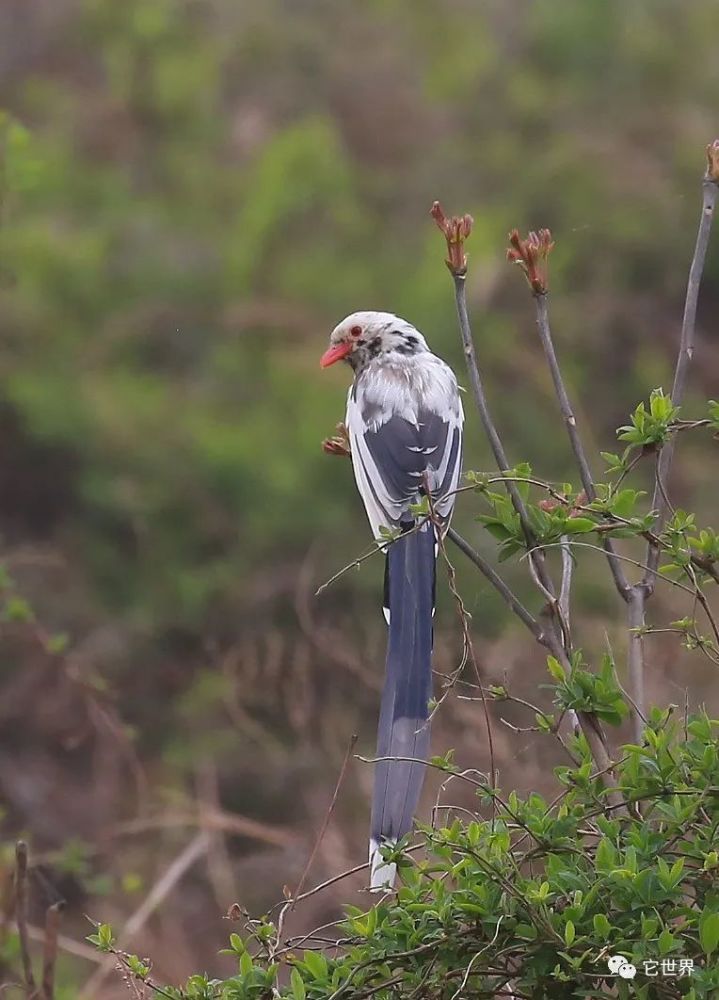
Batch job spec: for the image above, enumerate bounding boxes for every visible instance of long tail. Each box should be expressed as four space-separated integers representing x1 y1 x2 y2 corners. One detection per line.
370 523 435 890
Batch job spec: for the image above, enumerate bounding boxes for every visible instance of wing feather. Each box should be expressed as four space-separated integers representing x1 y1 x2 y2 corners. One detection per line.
346 360 463 539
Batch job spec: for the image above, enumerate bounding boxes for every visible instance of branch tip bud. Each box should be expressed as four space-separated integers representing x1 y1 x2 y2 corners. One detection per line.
706 140 719 184
506 227 554 294
431 200 473 276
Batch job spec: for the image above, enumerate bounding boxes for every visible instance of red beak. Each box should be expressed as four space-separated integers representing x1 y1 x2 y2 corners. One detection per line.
320 341 353 368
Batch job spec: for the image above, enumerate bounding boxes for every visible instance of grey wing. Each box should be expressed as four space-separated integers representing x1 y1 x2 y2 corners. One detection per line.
347 398 463 538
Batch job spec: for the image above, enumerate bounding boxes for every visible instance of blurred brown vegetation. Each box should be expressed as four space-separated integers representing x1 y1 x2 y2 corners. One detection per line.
1 0 718 994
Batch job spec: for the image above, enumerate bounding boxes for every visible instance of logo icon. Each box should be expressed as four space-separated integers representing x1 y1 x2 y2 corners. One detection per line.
607 955 637 979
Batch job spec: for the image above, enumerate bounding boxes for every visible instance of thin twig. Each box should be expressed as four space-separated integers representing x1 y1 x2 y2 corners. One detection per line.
315 539 392 596
643 174 717 588
533 293 631 599
41 903 64 1000
447 528 540 638
603 632 648 735
280 862 370 909
112 807 296 848
448 531 618 802
449 916 505 1000
451 273 555 600
270 844 426 921
25 923 102 964
627 587 647 743
436 524 497 800
559 535 573 637
534 295 594 494
523 540 699 598
290 734 357 910
15 842 37 998
420 479 496 801
683 561 719 647
80 832 210 998
274 734 358 955
533 286 644 739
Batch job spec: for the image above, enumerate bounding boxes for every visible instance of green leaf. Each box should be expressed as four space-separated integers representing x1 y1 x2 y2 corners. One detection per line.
228 933 244 955
547 656 566 682
611 489 643 519
3 596 35 623
291 968 306 1000
46 632 70 654
699 910 719 956
595 838 617 871
87 923 116 952
657 929 675 954
126 954 150 978
593 914 611 939
303 950 328 980
564 920 575 946
564 517 596 534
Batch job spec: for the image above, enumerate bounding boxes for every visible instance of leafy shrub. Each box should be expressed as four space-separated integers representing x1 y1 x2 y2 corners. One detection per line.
91 708 719 998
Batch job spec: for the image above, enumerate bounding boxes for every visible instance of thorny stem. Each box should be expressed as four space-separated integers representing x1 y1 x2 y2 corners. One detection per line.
643 175 717 589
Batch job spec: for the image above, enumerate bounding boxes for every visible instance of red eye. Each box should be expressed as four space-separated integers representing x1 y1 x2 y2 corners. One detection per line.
350 325 362 337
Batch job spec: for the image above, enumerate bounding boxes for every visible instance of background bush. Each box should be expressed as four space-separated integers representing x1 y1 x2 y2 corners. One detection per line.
1 1 719 996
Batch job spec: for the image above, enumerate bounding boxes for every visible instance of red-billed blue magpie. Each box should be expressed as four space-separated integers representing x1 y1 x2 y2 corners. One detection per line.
321 312 463 888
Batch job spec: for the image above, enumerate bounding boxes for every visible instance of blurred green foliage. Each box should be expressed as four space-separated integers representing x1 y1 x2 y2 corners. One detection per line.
2 0 718 636
1 0 719 989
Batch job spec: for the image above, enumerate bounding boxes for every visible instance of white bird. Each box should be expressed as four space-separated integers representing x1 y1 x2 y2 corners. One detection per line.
320 311 463 889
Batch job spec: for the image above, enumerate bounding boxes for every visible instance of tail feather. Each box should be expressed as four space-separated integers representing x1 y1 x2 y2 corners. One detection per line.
370 524 435 890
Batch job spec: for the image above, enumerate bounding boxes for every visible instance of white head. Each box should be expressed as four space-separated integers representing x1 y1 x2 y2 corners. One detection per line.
320 311 429 373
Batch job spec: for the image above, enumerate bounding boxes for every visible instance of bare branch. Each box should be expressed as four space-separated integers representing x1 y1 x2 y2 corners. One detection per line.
41 902 64 1000
449 268 556 602
290 733 357 910
559 536 573 632
80 832 210 998
643 165 718 588
15 842 37 998
627 587 647 744
532 291 631 599
447 530 619 806
435 518 497 800
446 528 540 638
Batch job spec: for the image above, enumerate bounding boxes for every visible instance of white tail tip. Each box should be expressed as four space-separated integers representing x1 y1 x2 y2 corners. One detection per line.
369 837 396 891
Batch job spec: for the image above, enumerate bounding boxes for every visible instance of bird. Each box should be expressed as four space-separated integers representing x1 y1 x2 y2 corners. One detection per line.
320 311 463 889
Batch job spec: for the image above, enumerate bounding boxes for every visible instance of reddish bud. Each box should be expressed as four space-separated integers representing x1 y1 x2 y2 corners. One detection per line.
538 498 559 512
569 491 588 517
430 201 474 275
706 140 719 183
539 490 587 516
506 227 554 294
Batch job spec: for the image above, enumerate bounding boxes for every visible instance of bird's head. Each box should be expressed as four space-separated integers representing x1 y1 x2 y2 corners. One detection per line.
320 311 428 372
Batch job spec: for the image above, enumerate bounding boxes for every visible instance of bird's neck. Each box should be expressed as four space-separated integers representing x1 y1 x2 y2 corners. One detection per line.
349 341 429 374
